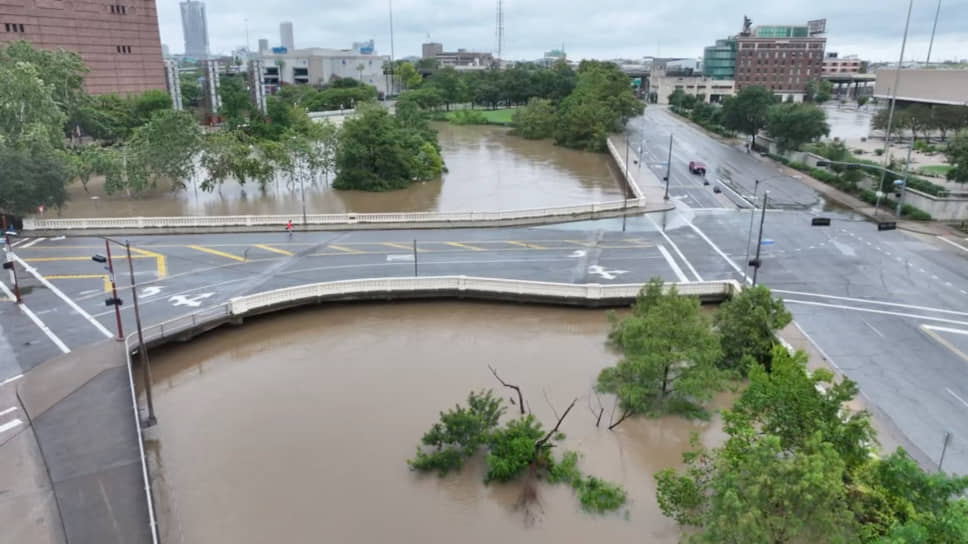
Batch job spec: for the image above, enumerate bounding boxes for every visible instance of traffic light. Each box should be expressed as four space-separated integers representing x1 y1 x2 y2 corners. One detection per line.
748 258 761 268
104 297 123 306
877 222 897 231
92 255 107 263
815 160 830 167
2 261 12 270
811 217 831 226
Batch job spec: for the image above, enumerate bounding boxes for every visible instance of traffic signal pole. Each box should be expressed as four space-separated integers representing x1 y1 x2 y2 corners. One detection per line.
2 216 22 304
104 239 124 340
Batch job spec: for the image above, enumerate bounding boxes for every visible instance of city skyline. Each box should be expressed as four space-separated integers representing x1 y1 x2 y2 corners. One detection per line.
180 0 210 59
156 0 966 63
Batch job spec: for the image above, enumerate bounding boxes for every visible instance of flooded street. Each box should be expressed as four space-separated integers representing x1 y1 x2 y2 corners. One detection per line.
54 124 623 218
145 301 731 544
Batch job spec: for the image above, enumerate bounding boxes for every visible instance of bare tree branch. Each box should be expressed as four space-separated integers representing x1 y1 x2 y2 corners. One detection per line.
535 397 577 452
596 407 604 427
608 409 632 430
489 364 525 415
542 388 559 420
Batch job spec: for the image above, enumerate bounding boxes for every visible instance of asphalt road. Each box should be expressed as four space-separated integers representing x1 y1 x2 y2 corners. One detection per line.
626 107 822 210
3 209 967 475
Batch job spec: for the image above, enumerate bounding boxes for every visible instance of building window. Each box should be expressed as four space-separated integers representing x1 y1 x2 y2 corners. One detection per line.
4 23 25 32
110 5 127 14
116 45 132 54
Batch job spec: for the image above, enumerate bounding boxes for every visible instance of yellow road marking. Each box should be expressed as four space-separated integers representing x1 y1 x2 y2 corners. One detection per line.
46 274 112 292
187 245 246 262
922 326 968 365
444 241 485 251
254 244 294 256
564 239 596 247
382 242 416 251
506 240 548 250
328 245 364 254
128 246 167 278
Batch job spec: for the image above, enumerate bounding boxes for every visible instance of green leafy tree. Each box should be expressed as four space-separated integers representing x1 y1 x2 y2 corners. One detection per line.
180 73 202 108
396 87 444 111
857 96 870 108
765 102 829 151
333 104 414 191
945 130 968 183
722 86 775 148
714 285 792 373
597 279 726 426
931 105 968 141
426 66 465 110
120 109 202 193
0 146 70 216
395 61 423 90
485 414 546 483
129 89 172 126
552 61 642 151
409 390 504 475
805 79 834 103
218 75 254 127
513 97 556 139
0 40 87 132
199 129 273 192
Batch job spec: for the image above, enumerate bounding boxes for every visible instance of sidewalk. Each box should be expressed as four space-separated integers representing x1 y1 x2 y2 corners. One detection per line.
2 340 152 544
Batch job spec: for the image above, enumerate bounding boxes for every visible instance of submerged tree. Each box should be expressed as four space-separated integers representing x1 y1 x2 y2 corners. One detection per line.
713 284 792 374
597 278 727 427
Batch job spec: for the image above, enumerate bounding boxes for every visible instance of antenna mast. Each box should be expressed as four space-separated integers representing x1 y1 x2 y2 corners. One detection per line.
495 0 504 60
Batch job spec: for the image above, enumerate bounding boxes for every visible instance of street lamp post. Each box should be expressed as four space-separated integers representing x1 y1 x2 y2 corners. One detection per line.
876 0 914 215
895 139 914 217
663 134 673 200
125 240 156 427
751 192 769 286
743 179 762 282
102 240 124 341
1 217 22 304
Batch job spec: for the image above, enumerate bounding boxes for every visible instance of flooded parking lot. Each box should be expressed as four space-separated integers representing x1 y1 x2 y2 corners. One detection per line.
144 301 730 544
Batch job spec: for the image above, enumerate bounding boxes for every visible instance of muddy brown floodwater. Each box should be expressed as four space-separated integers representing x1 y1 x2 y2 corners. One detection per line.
52 124 624 218
144 301 731 544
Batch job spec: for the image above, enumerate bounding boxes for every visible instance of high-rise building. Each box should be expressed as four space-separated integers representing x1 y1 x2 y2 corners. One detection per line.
258 38 269 54
180 0 210 59
0 0 166 94
733 19 826 100
280 22 294 51
422 42 443 59
703 39 737 79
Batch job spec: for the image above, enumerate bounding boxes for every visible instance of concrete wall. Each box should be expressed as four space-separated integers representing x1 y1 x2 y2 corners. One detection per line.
651 72 736 104
874 69 968 106
902 189 968 221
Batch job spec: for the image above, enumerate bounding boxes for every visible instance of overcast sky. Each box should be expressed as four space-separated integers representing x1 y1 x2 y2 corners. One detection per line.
158 0 968 63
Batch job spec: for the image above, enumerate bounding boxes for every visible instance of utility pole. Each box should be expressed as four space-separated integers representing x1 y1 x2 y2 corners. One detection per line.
938 431 952 472
877 0 914 214
926 0 942 64
1 216 22 304
896 140 914 217
412 239 418 277
663 134 673 200
751 192 768 286
299 176 307 226
623 132 630 232
743 179 761 282
104 240 124 341
126 241 156 427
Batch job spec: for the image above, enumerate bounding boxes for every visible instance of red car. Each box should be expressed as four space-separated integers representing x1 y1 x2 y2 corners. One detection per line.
688 161 707 175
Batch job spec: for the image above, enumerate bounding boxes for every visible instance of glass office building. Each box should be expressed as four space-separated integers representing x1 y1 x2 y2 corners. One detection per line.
703 39 736 79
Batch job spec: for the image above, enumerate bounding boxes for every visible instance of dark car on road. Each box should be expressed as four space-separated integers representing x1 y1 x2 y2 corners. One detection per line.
688 161 707 175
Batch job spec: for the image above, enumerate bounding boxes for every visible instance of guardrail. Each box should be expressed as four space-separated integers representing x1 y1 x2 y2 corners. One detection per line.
23 198 648 232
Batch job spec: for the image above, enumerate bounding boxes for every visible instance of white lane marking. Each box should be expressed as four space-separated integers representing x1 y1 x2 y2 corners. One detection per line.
587 265 628 281
793 321 841 371
0 374 23 387
169 293 214 307
658 245 689 282
784 299 968 327
686 221 747 282
18 237 46 249
386 254 414 262
0 418 23 434
568 250 587 258
647 216 703 281
947 388 968 409
961 290 967 295
140 286 163 298
10 238 28 248
919 268 926 273
923 325 968 336
11 254 113 339
863 320 885 338
0 406 17 417
931 275 939 280
937 236 968 253
0 279 70 353
946 282 953 287
771 289 968 317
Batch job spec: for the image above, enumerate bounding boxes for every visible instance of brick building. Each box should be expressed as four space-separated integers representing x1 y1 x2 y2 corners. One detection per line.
823 52 862 75
733 23 826 101
0 0 166 95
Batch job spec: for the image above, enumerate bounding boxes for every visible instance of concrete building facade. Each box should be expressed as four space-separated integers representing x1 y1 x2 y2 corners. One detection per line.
279 21 293 51
873 69 968 106
823 52 862 75
650 70 736 105
258 48 390 96
0 0 166 94
421 42 442 59
258 38 268 53
179 0 208 59
734 23 825 100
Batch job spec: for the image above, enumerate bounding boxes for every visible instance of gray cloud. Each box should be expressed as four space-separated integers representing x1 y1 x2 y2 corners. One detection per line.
157 0 968 62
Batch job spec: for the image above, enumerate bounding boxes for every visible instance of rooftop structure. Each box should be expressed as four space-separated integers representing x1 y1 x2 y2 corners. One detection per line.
280 22 294 51
874 69 968 106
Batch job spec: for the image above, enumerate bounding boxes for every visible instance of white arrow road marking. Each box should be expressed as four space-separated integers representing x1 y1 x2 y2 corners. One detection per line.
386 254 414 262
169 293 215 307
0 418 23 434
569 250 587 258
587 265 628 281
140 286 163 298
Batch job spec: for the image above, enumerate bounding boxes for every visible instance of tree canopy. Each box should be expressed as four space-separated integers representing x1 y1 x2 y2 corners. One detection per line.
721 86 776 147
765 102 830 152
945 130 968 183
553 61 643 151
714 285 792 373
